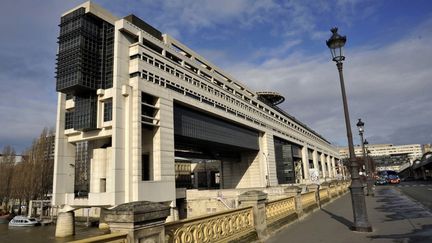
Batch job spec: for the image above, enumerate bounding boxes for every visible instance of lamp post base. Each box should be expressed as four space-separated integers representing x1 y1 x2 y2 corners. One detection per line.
366 177 375 196
349 158 373 232
350 225 373 232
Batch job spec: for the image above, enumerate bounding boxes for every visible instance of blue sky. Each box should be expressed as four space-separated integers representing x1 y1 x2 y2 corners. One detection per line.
1 0 432 152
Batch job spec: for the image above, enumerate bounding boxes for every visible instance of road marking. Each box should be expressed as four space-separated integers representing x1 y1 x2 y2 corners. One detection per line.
427 188 432 191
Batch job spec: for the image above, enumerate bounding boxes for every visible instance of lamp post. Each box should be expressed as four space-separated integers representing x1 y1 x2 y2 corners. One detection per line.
364 140 376 195
326 27 372 232
357 119 373 196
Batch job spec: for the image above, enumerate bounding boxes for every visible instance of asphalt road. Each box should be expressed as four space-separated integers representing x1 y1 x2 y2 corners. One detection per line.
393 181 432 211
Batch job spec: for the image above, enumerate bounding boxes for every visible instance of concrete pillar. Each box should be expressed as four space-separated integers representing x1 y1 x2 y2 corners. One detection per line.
101 201 170 243
301 146 310 182
238 190 268 240
320 153 326 179
331 157 337 179
55 211 75 237
28 200 33 217
312 150 319 175
326 155 332 178
263 133 277 186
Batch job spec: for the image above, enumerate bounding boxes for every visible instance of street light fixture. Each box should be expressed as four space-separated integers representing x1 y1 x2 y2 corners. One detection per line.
363 139 376 195
357 119 373 196
326 28 372 232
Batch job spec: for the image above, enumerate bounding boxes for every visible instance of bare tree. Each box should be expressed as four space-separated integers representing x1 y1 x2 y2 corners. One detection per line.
7 128 55 214
22 128 55 201
0 146 16 209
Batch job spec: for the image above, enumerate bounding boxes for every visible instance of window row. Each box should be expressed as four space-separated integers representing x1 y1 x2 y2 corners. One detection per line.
132 46 326 146
132 69 308 145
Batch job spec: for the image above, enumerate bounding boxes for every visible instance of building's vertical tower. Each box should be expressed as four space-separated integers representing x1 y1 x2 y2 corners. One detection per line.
53 2 117 205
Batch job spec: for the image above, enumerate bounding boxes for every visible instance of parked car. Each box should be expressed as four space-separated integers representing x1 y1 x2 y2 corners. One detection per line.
388 175 401 184
375 177 388 185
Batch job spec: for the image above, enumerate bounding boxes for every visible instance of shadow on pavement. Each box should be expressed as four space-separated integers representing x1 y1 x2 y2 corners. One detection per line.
368 224 432 243
374 188 432 221
321 208 352 230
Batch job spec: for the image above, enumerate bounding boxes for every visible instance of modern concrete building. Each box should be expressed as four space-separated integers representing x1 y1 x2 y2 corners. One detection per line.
339 143 423 162
53 2 341 219
339 143 423 173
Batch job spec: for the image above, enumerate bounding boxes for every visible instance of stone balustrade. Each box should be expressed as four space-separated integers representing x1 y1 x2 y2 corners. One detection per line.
265 196 296 225
301 191 317 211
165 206 255 243
77 180 351 243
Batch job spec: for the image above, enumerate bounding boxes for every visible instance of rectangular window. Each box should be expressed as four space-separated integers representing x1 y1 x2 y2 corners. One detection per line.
142 154 150 181
65 110 74 129
104 99 112 122
100 178 106 192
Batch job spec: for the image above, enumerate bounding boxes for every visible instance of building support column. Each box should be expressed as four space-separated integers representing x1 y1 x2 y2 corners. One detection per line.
320 153 326 179
313 150 319 176
301 145 310 182
331 157 337 179
326 155 332 179
55 211 75 237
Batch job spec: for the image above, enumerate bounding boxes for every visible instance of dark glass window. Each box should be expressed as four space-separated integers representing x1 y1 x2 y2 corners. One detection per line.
65 110 74 129
104 99 112 122
75 141 90 197
73 95 97 130
274 137 295 184
142 154 150 181
66 94 74 100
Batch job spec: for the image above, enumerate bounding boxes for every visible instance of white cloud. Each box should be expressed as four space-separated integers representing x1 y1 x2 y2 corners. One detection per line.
223 20 432 145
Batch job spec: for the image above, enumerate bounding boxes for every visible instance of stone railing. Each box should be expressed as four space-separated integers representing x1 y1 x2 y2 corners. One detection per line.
301 191 317 209
165 206 255 243
319 188 329 202
84 180 351 243
265 196 296 225
329 185 338 197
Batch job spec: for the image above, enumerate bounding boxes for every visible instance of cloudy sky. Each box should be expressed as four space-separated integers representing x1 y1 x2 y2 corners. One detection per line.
1 0 432 152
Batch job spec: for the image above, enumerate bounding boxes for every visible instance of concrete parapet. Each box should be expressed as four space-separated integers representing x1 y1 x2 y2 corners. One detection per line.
101 201 170 243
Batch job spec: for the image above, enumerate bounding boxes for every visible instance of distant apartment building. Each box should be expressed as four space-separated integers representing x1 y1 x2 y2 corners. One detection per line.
339 144 422 161
0 154 26 164
339 143 422 171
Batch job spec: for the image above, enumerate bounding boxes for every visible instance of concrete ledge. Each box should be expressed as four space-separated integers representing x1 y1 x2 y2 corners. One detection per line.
229 231 259 243
68 232 128 243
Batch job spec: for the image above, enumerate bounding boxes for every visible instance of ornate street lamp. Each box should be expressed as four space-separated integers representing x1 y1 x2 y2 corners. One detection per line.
357 119 373 196
326 28 372 232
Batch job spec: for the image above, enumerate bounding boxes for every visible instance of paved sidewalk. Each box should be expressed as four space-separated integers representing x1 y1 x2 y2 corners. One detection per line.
267 186 432 243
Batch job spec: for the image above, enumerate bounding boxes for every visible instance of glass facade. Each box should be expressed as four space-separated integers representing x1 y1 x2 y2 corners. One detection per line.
73 95 97 131
56 7 114 131
65 110 74 129
274 137 296 184
103 98 112 122
74 141 90 196
174 104 259 151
